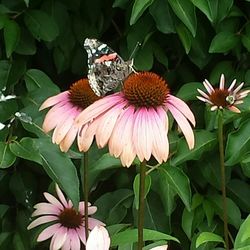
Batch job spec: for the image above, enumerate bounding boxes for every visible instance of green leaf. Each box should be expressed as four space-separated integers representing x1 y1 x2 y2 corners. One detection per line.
37 138 79 208
0 60 11 90
176 23 193 53
9 138 42 164
159 164 191 211
202 200 214 227
225 119 250 166
168 0 197 37
13 232 26 250
94 189 134 225
171 130 217 166
177 82 203 101
23 0 29 7
196 232 224 248
133 174 151 209
241 154 250 178
149 0 175 34
24 69 59 93
130 0 154 25
190 0 216 22
0 14 7 29
207 194 241 229
0 142 16 168
182 208 194 239
234 215 250 249
24 10 59 42
209 31 239 53
4 19 20 58
227 179 250 213
241 34 250 52
111 228 179 246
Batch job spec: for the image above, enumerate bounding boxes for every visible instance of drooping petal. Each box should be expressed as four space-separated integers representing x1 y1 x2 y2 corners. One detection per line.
27 215 58 229
76 226 86 244
51 227 68 250
75 93 124 126
59 124 79 152
86 226 110 250
166 95 195 126
39 92 69 110
168 104 195 149
95 102 126 148
36 223 61 241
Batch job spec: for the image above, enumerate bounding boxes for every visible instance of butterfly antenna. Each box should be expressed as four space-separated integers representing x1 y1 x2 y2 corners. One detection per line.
129 42 141 60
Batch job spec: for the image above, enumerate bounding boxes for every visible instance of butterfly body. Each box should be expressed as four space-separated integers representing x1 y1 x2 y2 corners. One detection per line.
84 38 133 96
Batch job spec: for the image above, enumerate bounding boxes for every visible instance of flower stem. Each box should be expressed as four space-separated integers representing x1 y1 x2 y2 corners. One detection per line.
83 152 89 240
138 160 146 250
218 112 229 250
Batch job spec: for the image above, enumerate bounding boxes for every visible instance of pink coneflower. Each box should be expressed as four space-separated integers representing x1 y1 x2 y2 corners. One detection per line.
197 74 250 113
27 184 104 250
76 72 195 167
40 78 100 152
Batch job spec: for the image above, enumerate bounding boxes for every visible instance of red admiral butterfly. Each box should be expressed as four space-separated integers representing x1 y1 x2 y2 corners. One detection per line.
84 38 134 96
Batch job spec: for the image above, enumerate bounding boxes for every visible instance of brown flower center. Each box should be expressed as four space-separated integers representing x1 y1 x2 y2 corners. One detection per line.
210 88 230 107
123 72 169 107
69 79 100 109
58 208 83 228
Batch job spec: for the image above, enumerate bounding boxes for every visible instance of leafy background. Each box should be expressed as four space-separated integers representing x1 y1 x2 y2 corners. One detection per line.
0 0 250 249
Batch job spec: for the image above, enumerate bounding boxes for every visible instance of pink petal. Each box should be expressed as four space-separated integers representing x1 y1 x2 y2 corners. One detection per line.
75 93 124 126
197 89 210 99
228 105 241 113
52 108 79 144
88 218 105 230
59 124 79 152
109 106 134 158
95 102 126 148
86 226 110 250
233 82 244 95
27 215 58 229
51 227 68 250
228 79 237 91
151 107 169 163
44 192 64 210
168 104 195 149
42 103 73 133
203 79 214 94
76 226 86 244
55 184 68 208
219 74 225 89
36 223 61 241
197 96 213 104
167 95 195 126
77 123 95 152
32 203 60 216
69 229 81 250
39 92 69 110
61 237 71 250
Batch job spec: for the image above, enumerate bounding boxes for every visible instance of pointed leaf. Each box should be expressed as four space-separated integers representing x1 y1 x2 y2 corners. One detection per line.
171 130 217 166
0 142 16 168
196 232 224 248
234 215 250 249
130 0 154 25
159 164 191 211
4 20 20 58
168 0 197 36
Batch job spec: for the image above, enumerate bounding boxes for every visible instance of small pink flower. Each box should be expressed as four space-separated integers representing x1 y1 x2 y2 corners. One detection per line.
27 184 104 250
76 72 195 167
197 74 250 113
86 225 110 250
40 79 100 152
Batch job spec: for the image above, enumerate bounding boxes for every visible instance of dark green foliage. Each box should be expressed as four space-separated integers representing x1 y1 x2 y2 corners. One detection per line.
0 0 250 249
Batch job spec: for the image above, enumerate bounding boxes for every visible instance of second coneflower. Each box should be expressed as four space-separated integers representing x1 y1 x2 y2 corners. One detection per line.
197 74 250 113
40 78 100 152
75 72 195 167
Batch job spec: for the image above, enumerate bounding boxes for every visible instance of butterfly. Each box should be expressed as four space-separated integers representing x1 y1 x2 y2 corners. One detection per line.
84 38 134 97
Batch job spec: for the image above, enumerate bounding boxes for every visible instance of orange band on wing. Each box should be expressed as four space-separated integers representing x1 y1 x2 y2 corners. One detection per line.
95 53 117 63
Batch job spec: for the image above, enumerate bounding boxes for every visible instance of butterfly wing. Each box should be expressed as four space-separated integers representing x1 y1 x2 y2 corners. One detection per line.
84 38 133 96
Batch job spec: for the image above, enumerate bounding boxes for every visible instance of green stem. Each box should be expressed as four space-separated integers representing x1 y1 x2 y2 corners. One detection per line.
138 160 146 250
83 152 89 240
218 112 229 250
